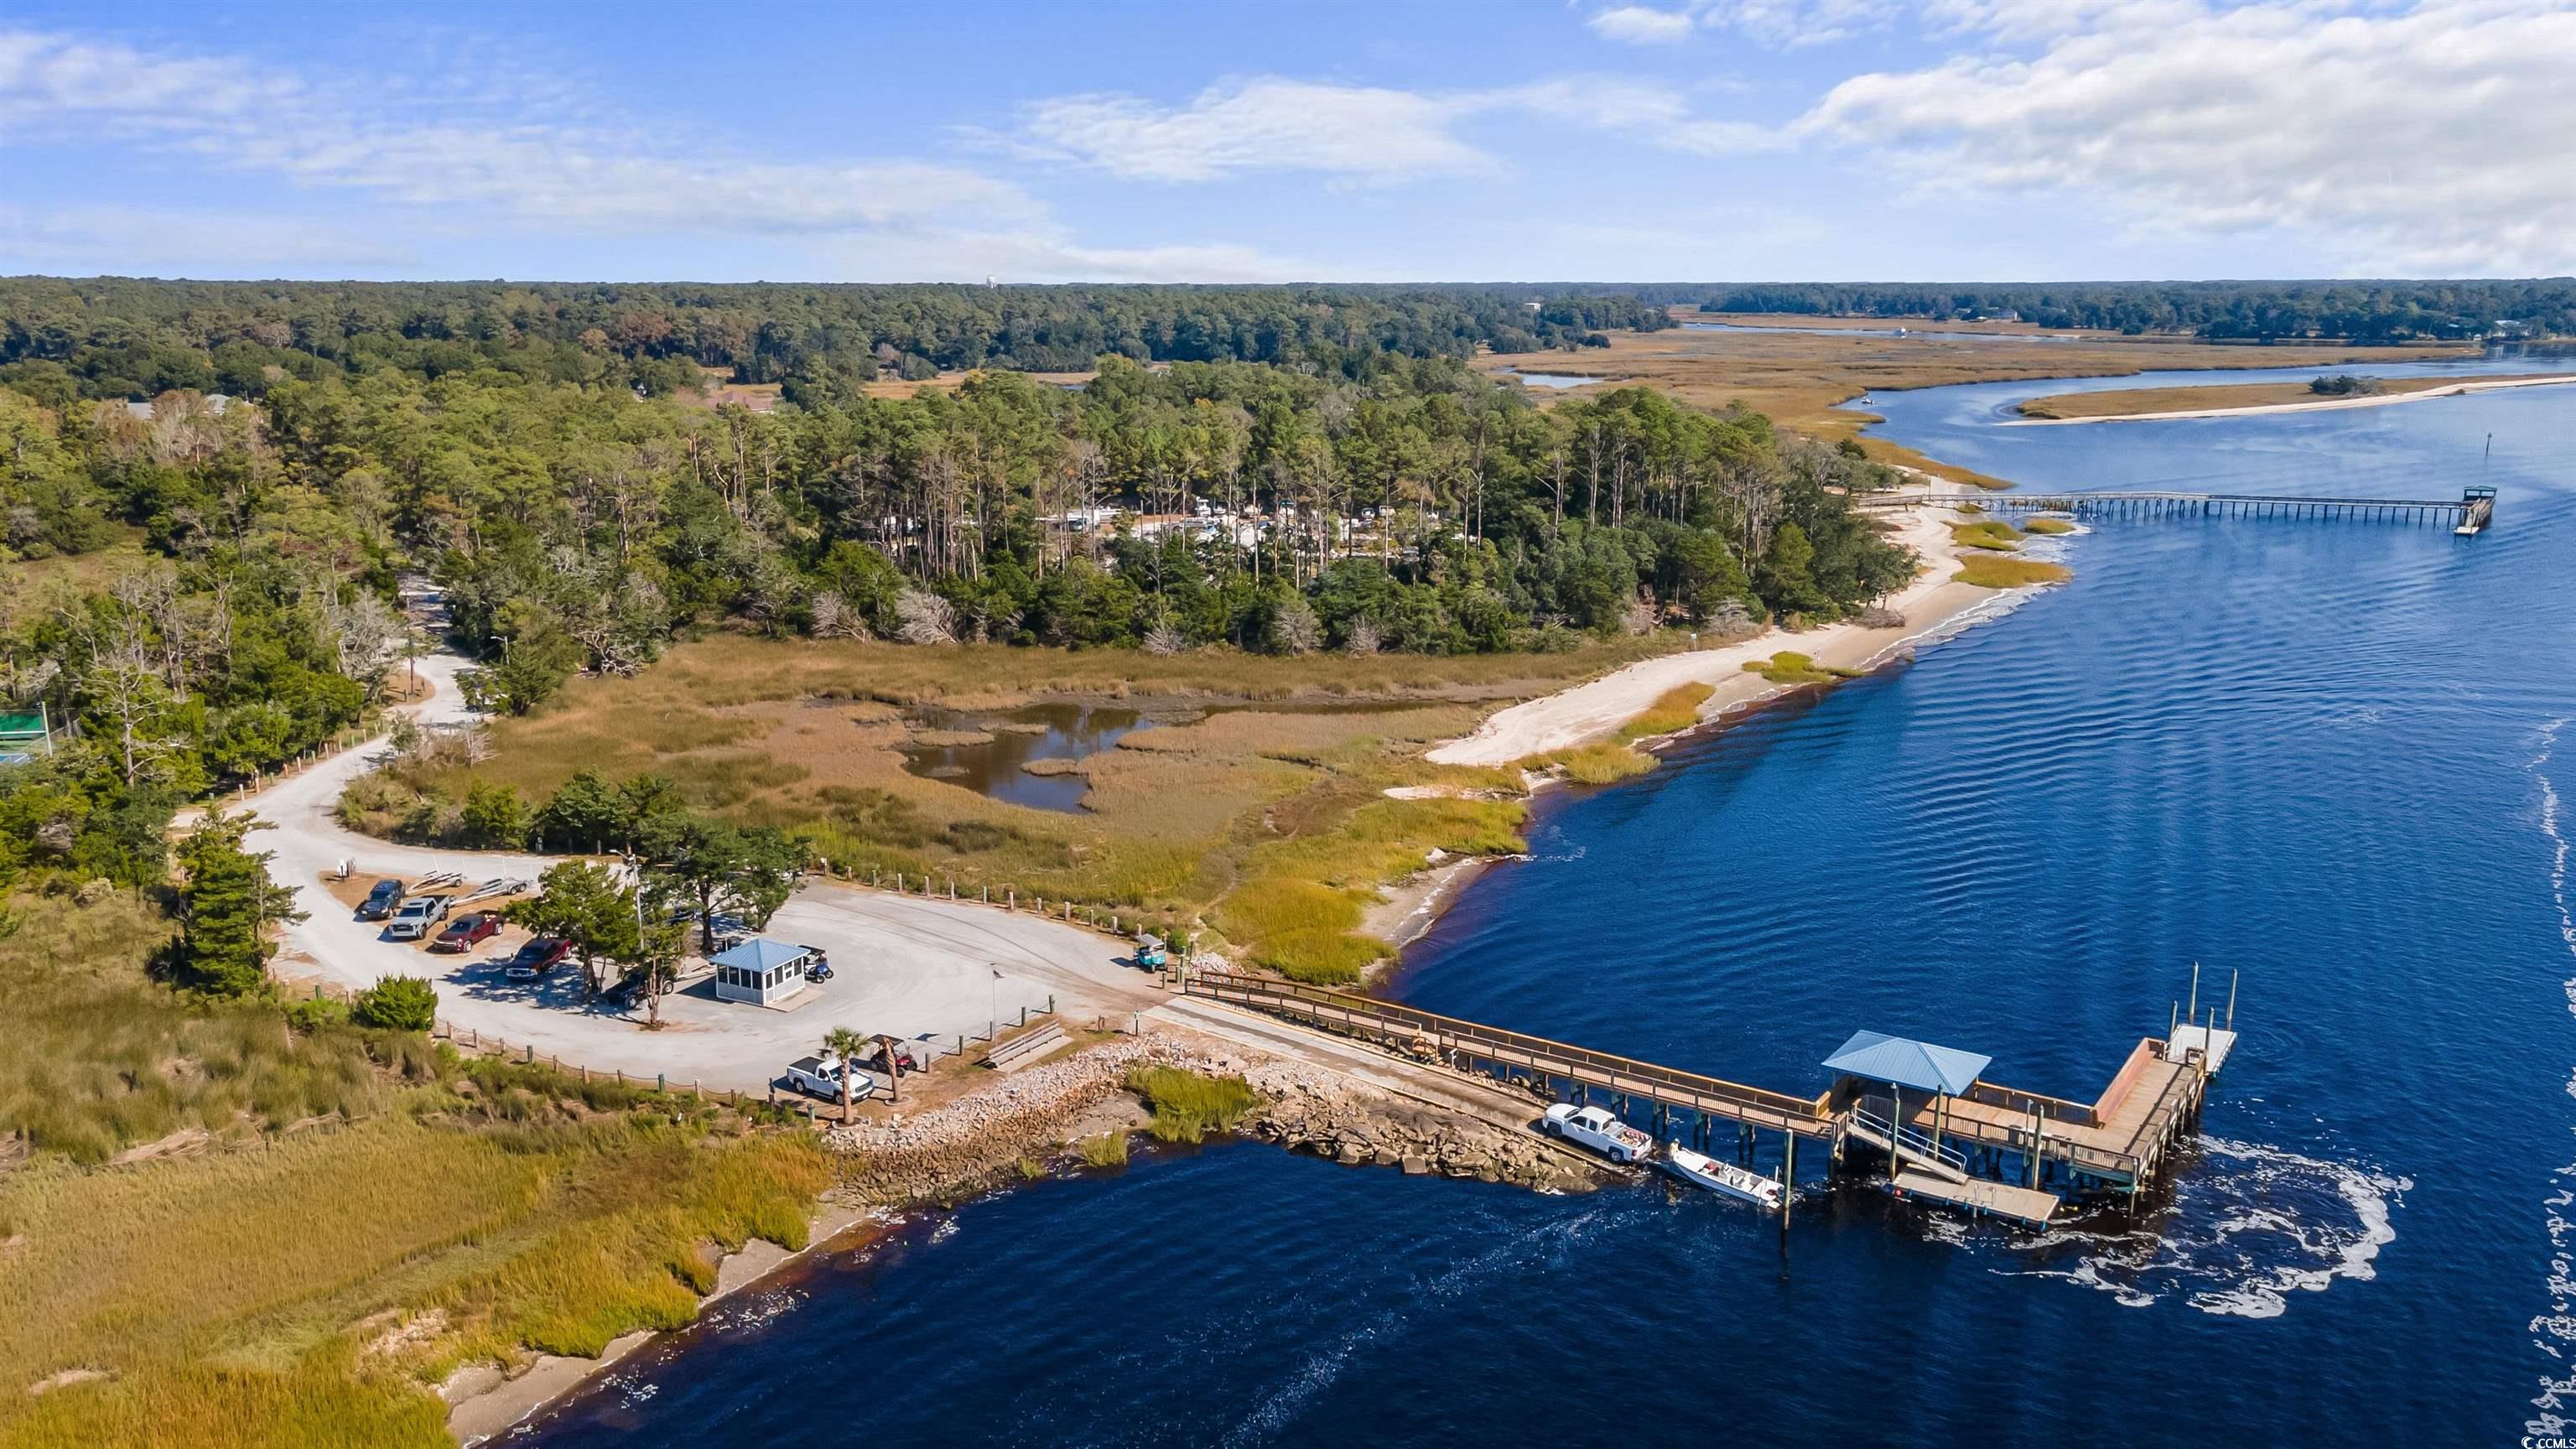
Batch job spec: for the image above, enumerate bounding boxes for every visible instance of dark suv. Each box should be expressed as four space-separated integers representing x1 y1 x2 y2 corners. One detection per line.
356 879 405 921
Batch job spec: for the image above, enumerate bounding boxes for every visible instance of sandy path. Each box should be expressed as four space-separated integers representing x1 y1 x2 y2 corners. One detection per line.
1426 494 2012 766
2001 372 2576 427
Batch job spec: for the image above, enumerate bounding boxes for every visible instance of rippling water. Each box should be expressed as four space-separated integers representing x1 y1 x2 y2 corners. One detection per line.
530 360 2576 1446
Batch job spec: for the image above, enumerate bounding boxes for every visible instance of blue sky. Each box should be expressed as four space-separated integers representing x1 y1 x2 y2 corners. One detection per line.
3 1 2569 283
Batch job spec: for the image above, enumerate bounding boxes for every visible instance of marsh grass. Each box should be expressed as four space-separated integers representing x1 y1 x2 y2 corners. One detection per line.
1216 792 1527 983
0 886 823 1440
1078 1131 1130 1168
1955 556 2073 589
2020 517 2077 535
1492 318 2469 487
1124 1067 1259 1145
1949 519 2025 551
0 1120 824 1437
1551 743 1657 785
356 637 1639 951
0 1348 452 1449
1617 683 1716 742
1740 652 1856 686
0 893 395 1165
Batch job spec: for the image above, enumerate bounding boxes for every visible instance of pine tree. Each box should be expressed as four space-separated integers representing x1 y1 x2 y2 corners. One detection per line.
170 809 303 998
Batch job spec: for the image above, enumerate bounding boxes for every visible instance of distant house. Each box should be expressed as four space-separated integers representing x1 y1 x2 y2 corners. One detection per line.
711 937 824 1007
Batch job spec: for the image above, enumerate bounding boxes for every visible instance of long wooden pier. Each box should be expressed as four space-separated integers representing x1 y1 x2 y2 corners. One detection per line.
1176 969 2238 1230
1857 486 2494 531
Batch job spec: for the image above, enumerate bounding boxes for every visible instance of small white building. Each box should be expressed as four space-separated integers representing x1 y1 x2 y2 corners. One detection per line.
711 937 823 1007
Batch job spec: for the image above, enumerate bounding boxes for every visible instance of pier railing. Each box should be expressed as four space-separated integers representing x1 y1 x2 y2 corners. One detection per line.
1180 969 1836 1138
1856 489 2484 527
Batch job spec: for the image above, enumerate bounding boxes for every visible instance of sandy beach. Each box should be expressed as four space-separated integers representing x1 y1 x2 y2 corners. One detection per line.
2002 371 2576 427
1427 493 2011 767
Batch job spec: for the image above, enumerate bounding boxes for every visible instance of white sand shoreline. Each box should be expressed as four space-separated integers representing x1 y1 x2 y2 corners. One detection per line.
2001 372 2576 427
1427 485 2024 767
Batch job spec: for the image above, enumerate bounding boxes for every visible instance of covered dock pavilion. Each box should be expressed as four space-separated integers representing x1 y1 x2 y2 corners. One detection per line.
1824 1029 2064 1228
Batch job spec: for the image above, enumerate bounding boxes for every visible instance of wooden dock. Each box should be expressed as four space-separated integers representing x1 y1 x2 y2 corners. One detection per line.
1176 969 2240 1232
1857 486 2494 532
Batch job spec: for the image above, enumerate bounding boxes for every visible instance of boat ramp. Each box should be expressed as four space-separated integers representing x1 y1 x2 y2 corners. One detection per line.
1175 967 2241 1232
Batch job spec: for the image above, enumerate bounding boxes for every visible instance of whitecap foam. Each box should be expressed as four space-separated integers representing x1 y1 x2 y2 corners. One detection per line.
1981 1135 2406 1318
2527 719 2576 1436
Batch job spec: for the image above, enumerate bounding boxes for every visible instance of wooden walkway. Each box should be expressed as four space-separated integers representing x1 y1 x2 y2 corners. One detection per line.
1180 971 1836 1140
1856 488 2490 529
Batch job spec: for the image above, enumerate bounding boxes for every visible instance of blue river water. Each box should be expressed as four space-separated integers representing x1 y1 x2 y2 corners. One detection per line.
529 357 2576 1446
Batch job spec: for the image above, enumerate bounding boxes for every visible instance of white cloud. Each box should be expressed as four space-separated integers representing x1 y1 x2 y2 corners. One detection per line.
1010 73 1778 184
0 205 425 273
1587 6 1700 44
1700 0 1899 47
0 28 1306 281
1795 0 2576 273
0 30 1038 237
1014 79 1493 184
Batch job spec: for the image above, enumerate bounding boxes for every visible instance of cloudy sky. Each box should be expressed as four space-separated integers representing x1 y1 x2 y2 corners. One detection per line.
3 0 2570 283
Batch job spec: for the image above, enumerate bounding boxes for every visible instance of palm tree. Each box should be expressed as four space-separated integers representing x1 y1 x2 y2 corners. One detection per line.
872 1033 909 1103
823 1026 867 1120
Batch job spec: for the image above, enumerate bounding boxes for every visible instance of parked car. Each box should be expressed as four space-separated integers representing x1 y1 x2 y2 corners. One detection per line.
501 936 573 981
356 878 406 921
384 895 452 940
785 1052 876 1102
430 911 502 953
665 908 750 950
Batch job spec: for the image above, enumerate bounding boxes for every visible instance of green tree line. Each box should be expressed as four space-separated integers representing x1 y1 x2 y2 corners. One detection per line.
0 278 1672 407
3 322 1912 912
1698 279 2576 340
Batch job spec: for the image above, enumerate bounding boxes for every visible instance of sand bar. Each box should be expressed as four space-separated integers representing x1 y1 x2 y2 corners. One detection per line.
2003 372 2576 426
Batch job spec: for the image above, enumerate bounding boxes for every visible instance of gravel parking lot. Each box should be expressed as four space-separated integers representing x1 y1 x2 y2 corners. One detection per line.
252 647 1161 1093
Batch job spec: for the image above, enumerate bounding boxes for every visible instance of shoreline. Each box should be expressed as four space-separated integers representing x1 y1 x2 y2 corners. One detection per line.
2002 371 2576 426
1374 480 2050 963
1427 484 2010 767
1360 854 1493 955
444 1196 889 1445
443 1021 1601 1442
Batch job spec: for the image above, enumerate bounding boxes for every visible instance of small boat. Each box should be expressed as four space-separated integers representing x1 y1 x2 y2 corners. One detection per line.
1659 1140 1785 1210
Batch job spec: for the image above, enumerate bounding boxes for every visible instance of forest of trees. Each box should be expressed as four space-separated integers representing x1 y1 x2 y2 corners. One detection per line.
0 280 1919 918
1699 279 2576 340
0 279 1672 408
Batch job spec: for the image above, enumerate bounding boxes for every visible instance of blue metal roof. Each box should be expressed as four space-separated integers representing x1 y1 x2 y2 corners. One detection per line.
710 937 814 972
1823 1031 1992 1095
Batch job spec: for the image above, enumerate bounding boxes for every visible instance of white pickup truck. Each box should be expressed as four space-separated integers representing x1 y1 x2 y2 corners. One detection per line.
1540 1104 1655 1165
784 1052 877 1103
